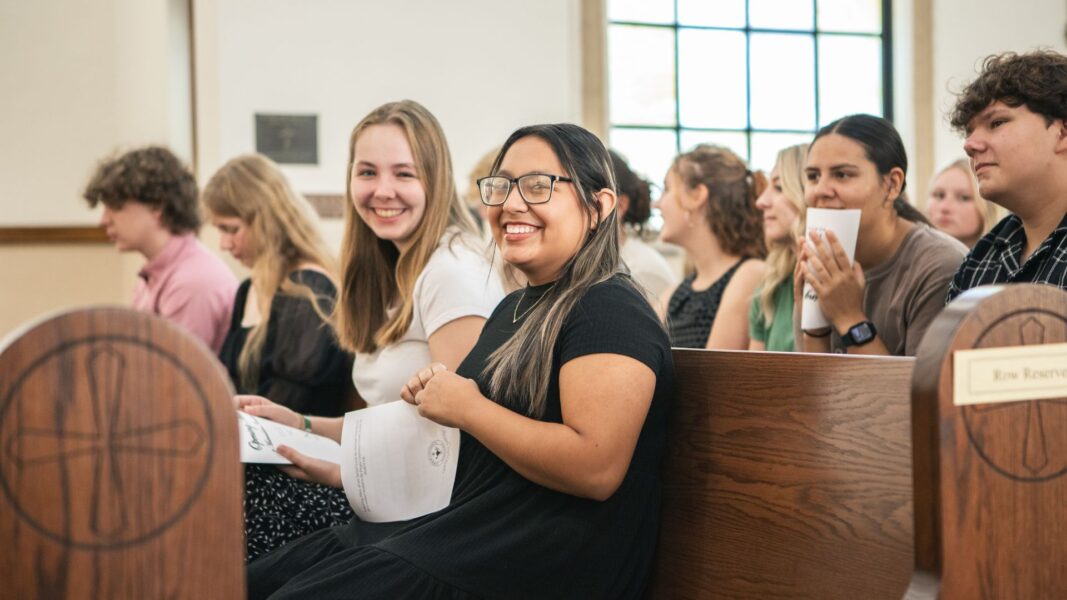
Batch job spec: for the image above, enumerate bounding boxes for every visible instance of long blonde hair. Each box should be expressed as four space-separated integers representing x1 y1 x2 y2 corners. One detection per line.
336 100 478 354
202 153 338 390
758 144 808 325
929 159 1002 238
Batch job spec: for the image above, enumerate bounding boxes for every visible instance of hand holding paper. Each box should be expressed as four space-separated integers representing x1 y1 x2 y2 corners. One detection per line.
236 410 341 465
341 401 460 523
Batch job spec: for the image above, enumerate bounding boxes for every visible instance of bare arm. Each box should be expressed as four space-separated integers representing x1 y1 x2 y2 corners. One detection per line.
427 315 486 370
403 353 656 501
706 260 764 350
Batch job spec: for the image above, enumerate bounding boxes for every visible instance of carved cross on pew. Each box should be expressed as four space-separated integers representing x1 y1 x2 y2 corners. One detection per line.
963 316 1067 481
5 345 205 543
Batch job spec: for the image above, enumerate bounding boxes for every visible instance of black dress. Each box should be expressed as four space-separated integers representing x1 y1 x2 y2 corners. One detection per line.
247 275 675 600
219 270 352 415
219 270 356 562
666 258 748 348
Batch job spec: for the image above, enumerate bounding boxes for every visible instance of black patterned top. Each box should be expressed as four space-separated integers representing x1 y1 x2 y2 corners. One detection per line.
946 213 1067 302
666 258 748 348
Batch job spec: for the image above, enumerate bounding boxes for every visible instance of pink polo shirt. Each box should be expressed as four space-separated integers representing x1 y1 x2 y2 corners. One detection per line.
131 233 238 353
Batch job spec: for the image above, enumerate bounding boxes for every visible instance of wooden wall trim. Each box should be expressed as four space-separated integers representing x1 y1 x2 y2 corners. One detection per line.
912 0 935 209
0 227 110 244
581 0 608 140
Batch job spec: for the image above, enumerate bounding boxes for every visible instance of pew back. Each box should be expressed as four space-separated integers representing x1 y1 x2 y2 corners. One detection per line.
649 349 914 599
911 284 1067 599
0 307 244 598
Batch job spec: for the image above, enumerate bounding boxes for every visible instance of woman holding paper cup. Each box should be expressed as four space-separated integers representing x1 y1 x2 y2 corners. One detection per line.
657 144 767 349
798 114 967 356
749 143 808 352
238 100 503 561
246 123 674 600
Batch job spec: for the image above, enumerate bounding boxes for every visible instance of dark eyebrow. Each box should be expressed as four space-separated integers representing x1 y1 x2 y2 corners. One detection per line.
828 163 860 170
967 106 1006 132
494 169 557 178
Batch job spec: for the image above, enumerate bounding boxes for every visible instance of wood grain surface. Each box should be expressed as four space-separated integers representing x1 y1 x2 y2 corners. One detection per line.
648 349 915 599
0 307 244 598
911 284 1067 600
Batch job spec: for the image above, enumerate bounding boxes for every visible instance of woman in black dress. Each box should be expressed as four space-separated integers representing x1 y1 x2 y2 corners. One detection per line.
203 153 355 560
246 124 675 599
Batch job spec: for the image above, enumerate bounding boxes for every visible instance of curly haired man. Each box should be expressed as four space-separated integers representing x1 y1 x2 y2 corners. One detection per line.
947 50 1067 300
83 146 237 351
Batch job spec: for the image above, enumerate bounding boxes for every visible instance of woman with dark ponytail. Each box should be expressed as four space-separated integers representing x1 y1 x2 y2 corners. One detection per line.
798 114 967 356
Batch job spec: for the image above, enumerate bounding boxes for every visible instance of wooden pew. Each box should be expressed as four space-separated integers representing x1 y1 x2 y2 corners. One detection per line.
649 349 915 599
909 284 1067 599
0 307 244 598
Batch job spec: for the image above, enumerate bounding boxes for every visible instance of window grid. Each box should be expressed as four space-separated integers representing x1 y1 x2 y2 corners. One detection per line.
609 0 892 173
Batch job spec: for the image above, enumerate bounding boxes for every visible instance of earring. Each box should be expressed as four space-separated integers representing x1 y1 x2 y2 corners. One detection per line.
685 210 694 228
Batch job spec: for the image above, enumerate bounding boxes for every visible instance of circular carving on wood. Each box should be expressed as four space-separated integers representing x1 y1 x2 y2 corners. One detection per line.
962 309 1067 482
0 335 214 550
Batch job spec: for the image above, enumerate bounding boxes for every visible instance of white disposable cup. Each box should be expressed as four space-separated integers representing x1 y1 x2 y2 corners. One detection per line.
801 208 862 331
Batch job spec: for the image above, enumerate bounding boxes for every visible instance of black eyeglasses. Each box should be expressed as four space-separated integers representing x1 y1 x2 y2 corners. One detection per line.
477 173 573 206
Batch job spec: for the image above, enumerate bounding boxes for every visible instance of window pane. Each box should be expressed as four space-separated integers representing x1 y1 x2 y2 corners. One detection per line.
818 35 883 126
678 29 747 129
817 0 882 33
610 128 678 189
749 0 814 31
608 0 674 24
609 25 677 126
749 33 815 131
677 0 745 28
750 132 814 172
679 130 750 165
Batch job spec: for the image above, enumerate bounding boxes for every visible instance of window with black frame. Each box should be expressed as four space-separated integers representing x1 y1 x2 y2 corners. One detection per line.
607 0 891 189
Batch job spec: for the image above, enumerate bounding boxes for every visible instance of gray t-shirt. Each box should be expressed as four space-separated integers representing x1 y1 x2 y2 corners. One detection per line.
831 224 967 356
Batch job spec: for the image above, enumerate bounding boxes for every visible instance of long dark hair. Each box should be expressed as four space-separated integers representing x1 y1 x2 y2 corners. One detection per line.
812 114 930 225
482 124 639 418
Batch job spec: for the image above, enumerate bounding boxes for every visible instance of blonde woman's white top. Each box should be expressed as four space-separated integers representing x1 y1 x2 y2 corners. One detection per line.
352 233 504 406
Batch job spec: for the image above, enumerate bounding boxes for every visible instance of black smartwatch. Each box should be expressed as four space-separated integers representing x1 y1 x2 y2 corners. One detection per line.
840 320 877 347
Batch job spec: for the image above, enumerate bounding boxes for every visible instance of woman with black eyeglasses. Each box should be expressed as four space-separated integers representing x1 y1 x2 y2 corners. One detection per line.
247 123 674 600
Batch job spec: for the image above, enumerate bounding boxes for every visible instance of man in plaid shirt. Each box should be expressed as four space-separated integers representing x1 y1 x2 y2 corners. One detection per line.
946 50 1067 302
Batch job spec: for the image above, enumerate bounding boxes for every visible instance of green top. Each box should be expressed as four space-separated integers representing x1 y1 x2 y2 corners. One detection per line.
748 282 795 352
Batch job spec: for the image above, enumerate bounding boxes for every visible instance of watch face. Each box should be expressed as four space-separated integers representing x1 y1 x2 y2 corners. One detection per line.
851 322 874 343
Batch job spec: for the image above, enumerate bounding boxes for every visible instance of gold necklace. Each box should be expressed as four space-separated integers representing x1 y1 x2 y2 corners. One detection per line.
512 286 549 323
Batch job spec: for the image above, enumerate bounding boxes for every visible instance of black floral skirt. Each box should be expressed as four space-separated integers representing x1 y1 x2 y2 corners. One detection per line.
244 464 355 562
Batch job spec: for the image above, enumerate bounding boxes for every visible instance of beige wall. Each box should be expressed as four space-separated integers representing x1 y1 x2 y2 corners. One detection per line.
5 0 1067 339
0 0 197 339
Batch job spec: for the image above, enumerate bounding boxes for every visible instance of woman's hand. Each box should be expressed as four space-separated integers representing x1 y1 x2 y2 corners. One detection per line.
236 394 302 430
802 230 868 332
400 363 449 403
401 364 484 429
275 446 343 488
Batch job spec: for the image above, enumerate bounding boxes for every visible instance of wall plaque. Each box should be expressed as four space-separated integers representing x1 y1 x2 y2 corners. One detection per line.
255 114 318 164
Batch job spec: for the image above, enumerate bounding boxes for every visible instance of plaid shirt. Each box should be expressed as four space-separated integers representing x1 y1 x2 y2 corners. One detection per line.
946 212 1067 302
